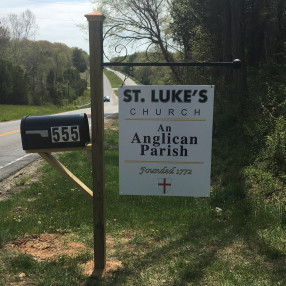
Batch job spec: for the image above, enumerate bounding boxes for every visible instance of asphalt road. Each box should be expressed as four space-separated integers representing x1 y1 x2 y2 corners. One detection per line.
0 74 118 182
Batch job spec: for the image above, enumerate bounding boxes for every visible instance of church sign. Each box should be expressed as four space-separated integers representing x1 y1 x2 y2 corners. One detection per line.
119 85 214 197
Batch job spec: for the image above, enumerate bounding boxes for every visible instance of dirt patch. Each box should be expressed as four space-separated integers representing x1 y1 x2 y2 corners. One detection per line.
104 115 118 131
4 231 123 277
0 159 44 201
81 259 123 277
4 232 88 261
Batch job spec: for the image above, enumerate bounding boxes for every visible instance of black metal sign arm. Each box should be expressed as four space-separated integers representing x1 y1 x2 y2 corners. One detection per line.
102 59 241 69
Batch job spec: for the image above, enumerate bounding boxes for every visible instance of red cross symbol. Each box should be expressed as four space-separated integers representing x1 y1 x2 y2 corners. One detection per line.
158 178 171 194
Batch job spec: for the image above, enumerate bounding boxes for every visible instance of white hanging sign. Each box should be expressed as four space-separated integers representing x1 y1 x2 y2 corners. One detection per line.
119 85 214 197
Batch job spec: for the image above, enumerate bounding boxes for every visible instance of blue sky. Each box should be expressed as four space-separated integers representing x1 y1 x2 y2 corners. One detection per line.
1 0 96 52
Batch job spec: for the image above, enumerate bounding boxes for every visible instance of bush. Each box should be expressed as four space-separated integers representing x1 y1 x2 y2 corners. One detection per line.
244 117 286 203
258 116 286 178
244 166 285 203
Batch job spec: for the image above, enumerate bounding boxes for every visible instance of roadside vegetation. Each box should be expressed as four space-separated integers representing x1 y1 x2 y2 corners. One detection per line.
0 69 120 122
103 69 123 88
103 69 125 96
107 0 286 210
0 104 77 122
0 119 285 285
0 10 88 107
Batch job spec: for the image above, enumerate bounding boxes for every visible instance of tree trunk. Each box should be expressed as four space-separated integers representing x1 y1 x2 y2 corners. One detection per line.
221 0 232 83
230 0 248 109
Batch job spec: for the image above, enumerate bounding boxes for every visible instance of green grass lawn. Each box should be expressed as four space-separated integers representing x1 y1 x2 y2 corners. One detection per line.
0 119 285 285
0 104 77 122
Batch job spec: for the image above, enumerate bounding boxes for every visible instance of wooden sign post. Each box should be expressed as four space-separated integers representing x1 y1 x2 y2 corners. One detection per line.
85 12 106 271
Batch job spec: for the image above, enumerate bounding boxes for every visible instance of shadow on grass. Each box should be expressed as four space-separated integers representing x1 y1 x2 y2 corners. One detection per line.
83 200 285 285
83 139 285 285
85 175 285 285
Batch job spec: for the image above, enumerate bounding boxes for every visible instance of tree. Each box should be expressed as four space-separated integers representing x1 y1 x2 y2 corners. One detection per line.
0 60 13 104
170 0 212 61
5 9 38 41
64 68 87 100
1 9 38 63
0 60 27 104
95 0 182 82
72 48 88 72
169 0 220 84
0 24 10 56
0 9 89 106
245 0 286 65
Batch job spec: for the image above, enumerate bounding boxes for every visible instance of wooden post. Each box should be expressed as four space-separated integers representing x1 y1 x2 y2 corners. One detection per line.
85 11 106 271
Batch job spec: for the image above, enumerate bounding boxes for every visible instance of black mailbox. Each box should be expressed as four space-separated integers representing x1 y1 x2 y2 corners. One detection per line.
21 113 90 150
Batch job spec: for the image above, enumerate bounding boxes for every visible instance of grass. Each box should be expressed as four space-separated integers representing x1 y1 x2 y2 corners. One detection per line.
0 119 285 285
104 69 124 89
74 90 91 107
0 104 77 122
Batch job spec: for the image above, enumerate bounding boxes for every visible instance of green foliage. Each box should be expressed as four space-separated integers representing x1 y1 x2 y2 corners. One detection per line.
0 60 27 104
111 52 174 85
0 12 88 106
71 77 87 99
72 48 88 73
244 116 286 204
244 167 285 203
73 89 90 107
245 64 286 140
103 69 123 88
0 104 76 122
242 62 286 202
64 68 87 102
170 0 214 61
262 117 286 177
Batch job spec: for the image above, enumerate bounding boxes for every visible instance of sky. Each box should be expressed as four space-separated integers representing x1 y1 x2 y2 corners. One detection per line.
1 0 97 53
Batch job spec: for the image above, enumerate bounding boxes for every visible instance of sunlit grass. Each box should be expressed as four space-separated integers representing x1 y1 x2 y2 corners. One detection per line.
104 69 124 88
0 120 285 285
0 104 76 122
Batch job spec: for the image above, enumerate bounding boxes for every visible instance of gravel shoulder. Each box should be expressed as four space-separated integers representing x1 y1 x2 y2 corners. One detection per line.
0 158 44 201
